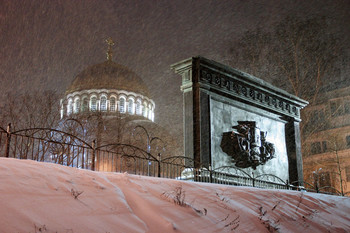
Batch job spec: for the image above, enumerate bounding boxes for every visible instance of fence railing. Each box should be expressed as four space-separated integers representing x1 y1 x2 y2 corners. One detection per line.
0 124 348 196
180 167 295 190
0 125 189 179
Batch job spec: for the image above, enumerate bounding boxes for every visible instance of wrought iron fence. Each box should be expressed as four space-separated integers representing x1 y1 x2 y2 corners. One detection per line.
0 124 348 196
179 167 294 190
292 180 350 196
0 124 188 179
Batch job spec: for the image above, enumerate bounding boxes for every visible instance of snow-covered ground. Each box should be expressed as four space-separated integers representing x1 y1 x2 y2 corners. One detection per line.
0 158 349 233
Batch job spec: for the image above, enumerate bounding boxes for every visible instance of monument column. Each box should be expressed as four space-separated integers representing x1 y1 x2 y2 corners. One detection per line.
285 119 304 185
171 59 195 167
172 58 211 169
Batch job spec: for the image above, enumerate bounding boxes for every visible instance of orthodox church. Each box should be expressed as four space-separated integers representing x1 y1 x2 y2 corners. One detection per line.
58 39 181 164
60 38 155 122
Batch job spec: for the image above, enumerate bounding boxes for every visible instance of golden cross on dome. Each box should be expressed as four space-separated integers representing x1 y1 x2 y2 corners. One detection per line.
106 37 115 61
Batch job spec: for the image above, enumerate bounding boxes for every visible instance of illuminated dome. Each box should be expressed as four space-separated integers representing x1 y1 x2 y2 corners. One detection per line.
66 60 150 97
60 38 155 121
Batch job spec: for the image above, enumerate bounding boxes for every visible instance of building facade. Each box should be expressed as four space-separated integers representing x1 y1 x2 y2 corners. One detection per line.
302 84 350 195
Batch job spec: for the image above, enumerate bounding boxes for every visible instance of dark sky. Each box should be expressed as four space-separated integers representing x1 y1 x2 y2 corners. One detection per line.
0 0 349 139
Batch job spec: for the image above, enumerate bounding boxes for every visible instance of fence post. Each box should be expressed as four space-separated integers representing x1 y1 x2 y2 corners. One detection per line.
194 168 199 182
91 140 96 171
209 165 212 183
157 153 161 178
252 172 255 187
5 123 11 158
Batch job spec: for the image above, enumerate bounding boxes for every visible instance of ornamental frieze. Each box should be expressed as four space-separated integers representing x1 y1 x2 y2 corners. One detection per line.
200 69 299 117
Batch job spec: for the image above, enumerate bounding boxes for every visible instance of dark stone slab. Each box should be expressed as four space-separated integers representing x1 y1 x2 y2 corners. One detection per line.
172 56 308 184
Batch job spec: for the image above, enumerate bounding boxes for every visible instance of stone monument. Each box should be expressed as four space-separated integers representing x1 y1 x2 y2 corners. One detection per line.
172 56 308 184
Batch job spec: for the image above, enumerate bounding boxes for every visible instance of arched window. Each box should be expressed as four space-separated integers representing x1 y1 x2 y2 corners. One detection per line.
110 97 116 112
82 98 88 112
149 105 155 121
67 99 73 115
128 98 134 114
119 97 125 113
100 96 107 111
74 98 80 113
136 100 142 115
148 105 152 119
143 103 148 118
91 97 97 111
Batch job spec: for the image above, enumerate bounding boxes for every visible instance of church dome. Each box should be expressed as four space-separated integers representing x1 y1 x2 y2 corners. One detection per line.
66 60 150 97
60 38 155 122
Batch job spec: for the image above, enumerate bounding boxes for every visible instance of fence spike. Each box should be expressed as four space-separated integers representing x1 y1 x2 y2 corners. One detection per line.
5 123 12 158
91 139 96 171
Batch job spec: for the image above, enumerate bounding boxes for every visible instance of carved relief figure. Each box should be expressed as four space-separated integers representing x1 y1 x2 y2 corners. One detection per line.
220 121 275 169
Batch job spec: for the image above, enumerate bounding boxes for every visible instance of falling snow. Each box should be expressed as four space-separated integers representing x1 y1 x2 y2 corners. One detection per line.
0 0 349 140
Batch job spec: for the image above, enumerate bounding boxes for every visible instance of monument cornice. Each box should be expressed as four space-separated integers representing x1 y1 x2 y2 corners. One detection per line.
172 56 308 121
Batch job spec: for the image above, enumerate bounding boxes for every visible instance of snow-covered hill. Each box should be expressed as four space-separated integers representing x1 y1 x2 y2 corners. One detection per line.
0 158 349 233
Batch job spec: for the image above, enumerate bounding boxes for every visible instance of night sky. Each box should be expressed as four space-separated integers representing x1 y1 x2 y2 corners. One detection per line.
0 0 349 139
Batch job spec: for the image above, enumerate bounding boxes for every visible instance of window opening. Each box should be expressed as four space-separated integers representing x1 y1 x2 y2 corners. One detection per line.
74 99 80 113
128 99 134 114
110 97 116 112
100 96 107 111
82 98 88 112
91 97 97 111
119 98 125 113
136 100 141 115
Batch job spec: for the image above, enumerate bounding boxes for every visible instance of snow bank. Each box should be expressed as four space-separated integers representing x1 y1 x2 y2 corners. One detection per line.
0 158 349 232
